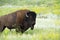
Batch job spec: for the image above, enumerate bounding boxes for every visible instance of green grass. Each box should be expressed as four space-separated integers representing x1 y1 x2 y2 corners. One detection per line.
0 6 60 16
0 28 60 40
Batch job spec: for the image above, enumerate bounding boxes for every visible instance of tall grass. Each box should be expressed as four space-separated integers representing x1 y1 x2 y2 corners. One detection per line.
0 28 60 40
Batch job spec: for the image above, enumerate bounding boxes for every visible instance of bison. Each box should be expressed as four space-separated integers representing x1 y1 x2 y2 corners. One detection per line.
17 11 36 33
0 10 36 33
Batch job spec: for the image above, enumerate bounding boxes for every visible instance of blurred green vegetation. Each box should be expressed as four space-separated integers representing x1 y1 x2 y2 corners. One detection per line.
0 0 60 15
0 6 60 16
0 0 60 6
0 28 60 40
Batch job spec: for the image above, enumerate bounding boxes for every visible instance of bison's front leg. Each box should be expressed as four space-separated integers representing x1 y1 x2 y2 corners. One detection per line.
16 25 27 33
20 27 30 33
16 26 25 33
15 26 21 32
0 25 6 32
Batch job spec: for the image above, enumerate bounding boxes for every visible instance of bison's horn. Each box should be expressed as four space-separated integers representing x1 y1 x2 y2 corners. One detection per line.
26 14 29 17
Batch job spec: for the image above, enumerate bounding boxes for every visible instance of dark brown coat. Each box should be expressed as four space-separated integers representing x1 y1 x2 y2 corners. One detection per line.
0 10 36 33
0 10 29 32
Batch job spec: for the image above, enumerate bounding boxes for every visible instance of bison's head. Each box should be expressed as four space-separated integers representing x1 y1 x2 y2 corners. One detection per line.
26 11 36 30
20 11 37 33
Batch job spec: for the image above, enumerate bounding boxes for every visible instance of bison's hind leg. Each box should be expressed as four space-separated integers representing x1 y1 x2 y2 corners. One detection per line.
7 25 16 31
0 26 6 32
2 26 6 32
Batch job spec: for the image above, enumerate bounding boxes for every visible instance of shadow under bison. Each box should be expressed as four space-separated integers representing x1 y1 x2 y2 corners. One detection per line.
0 10 36 33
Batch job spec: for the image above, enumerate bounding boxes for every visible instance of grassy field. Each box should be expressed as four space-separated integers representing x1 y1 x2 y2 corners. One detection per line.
0 6 60 40
0 5 60 16
0 28 60 40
